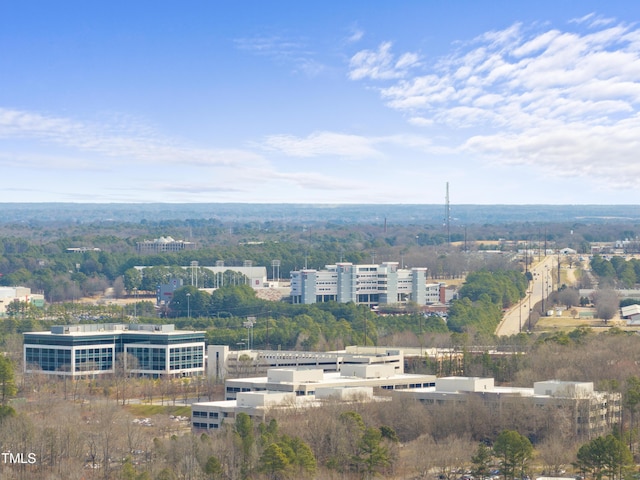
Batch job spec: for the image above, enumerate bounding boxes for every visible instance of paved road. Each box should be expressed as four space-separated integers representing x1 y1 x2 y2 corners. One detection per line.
495 255 556 336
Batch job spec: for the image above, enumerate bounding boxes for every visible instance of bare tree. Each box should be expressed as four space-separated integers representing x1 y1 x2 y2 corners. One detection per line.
594 288 620 323
113 352 139 405
374 397 432 443
538 435 577 476
409 434 438 479
112 276 126 299
84 401 124 480
431 435 475 480
556 287 580 309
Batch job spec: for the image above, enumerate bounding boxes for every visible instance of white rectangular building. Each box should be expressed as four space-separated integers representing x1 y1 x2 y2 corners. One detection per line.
290 262 430 307
392 376 621 439
192 366 434 431
24 323 205 378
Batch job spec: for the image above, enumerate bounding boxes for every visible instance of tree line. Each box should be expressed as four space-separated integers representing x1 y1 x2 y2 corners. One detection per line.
0 215 581 304
590 254 640 289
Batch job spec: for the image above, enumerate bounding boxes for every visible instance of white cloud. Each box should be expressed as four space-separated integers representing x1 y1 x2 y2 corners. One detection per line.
349 18 640 190
262 131 434 158
234 35 324 77
462 116 640 189
234 36 307 56
0 151 105 170
348 42 420 80
263 131 383 158
570 13 596 25
570 13 616 28
0 107 263 169
151 182 246 194
0 107 377 199
476 22 522 48
347 24 364 43
269 170 364 190
408 116 434 127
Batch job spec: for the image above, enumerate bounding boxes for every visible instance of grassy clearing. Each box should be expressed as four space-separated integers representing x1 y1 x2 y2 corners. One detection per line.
125 404 191 417
535 308 640 334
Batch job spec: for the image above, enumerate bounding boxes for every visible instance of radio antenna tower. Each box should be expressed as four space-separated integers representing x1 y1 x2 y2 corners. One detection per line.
444 182 451 245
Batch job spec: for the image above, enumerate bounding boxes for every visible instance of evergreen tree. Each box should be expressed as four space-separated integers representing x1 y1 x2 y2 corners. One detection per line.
354 426 392 479
259 443 290 480
575 434 633 480
493 430 533 480
472 443 493 480
279 435 317 478
0 355 17 405
204 455 224 479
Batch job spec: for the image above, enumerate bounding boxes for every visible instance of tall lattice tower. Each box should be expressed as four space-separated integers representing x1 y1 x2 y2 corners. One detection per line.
444 182 451 245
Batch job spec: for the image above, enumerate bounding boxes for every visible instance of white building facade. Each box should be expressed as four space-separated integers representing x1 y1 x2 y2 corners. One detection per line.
192 366 436 431
290 262 435 307
206 345 406 380
392 377 621 439
0 286 44 316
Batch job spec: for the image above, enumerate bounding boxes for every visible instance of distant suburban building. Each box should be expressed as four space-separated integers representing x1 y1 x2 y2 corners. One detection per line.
192 369 619 437
192 366 436 431
290 262 442 307
392 377 621 439
136 236 196 254
621 304 640 325
207 345 407 380
24 323 205 378
137 264 269 306
156 278 184 306
200 264 268 289
0 286 44 316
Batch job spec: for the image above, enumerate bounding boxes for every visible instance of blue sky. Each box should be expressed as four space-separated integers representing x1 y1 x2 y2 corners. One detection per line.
2 1 640 204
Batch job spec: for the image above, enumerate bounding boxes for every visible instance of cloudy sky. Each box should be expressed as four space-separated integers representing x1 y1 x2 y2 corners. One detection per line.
2 1 640 204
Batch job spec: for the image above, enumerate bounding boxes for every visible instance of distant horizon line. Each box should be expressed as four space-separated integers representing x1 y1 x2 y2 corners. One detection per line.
1 202 639 207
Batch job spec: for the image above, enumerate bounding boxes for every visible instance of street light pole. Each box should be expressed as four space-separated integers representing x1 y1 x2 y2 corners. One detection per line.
133 287 137 320
541 270 545 314
244 318 255 350
519 300 522 333
186 293 191 320
527 290 532 331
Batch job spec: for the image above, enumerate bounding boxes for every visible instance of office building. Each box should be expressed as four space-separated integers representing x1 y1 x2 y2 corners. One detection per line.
136 236 196 254
206 345 406 380
392 377 621 439
0 286 45 316
192 366 436 430
24 323 205 378
290 262 442 307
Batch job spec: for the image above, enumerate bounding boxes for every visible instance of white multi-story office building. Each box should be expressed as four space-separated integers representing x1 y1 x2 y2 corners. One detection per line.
24 323 205 378
192 366 436 431
392 377 621 439
206 345 407 380
290 262 437 307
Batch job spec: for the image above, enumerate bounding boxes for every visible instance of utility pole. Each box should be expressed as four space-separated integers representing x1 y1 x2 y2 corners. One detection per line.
541 271 545 314
519 301 522 333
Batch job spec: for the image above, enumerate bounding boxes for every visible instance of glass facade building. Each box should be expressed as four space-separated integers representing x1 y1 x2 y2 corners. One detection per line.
24 324 205 378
